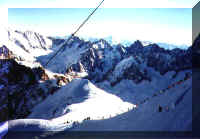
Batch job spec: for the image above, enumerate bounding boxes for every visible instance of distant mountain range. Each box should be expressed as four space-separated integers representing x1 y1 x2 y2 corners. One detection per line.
55 35 190 50
0 29 196 137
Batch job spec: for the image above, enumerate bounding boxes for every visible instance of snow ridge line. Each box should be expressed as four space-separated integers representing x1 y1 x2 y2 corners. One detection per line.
135 75 191 107
174 86 192 106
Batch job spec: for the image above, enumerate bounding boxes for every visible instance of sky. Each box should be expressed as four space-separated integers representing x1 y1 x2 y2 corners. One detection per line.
1 0 199 8
1 0 199 46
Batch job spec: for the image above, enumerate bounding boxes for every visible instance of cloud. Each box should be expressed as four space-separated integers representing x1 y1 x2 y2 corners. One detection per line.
76 21 192 45
9 19 191 45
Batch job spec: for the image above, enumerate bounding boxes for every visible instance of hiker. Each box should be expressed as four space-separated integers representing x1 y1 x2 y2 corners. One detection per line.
171 103 175 109
168 85 172 89
153 93 157 97
177 81 181 85
85 117 90 120
184 73 190 80
166 106 169 112
158 105 162 112
133 104 138 109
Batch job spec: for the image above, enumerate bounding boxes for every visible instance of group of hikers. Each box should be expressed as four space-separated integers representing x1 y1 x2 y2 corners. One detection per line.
158 105 171 112
133 72 191 113
157 73 191 112
61 72 191 127
64 116 91 126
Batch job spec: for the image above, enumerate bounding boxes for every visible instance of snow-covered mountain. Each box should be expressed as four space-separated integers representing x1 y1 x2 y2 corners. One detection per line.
0 29 194 138
1 29 52 62
29 79 134 122
80 36 190 49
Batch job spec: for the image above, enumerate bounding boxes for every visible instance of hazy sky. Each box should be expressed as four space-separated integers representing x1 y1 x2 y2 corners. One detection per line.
8 8 192 45
1 0 198 45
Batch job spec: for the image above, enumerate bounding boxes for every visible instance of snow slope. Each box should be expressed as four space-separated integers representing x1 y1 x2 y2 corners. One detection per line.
72 78 192 131
0 121 8 138
38 37 89 73
2 29 52 61
28 79 134 125
8 30 52 57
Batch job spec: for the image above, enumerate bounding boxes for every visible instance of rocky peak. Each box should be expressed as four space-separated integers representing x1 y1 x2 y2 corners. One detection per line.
115 44 126 56
126 40 143 55
0 45 14 59
109 56 150 86
144 43 165 53
92 39 112 49
133 40 143 48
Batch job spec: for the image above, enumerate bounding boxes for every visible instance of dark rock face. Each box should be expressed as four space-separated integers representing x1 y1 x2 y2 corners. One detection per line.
109 56 151 86
57 36 192 83
123 65 150 83
66 47 102 81
115 44 127 59
49 36 88 50
111 64 150 86
192 34 200 68
0 45 30 61
66 61 85 74
0 59 37 85
65 40 125 82
125 41 192 75
0 45 14 59
126 40 143 55
53 74 71 86
0 59 56 121
93 39 113 50
79 48 97 72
